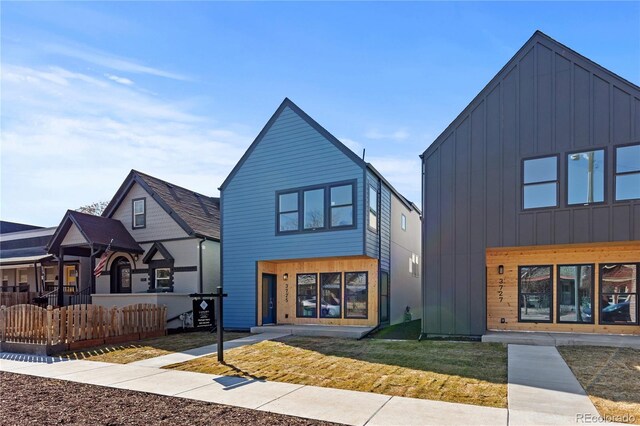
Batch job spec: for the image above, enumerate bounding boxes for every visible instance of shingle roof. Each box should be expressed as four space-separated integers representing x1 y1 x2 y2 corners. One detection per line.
0 221 43 234
103 170 220 240
47 210 144 254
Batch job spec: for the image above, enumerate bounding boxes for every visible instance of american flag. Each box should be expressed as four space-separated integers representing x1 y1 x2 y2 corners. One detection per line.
94 249 112 277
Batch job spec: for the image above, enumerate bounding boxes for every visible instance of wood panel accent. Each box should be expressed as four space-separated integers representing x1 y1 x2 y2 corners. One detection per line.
486 241 640 335
257 256 378 326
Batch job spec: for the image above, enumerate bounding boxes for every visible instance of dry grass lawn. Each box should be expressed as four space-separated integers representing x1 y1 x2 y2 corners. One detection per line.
559 346 640 424
165 336 508 408
62 331 249 364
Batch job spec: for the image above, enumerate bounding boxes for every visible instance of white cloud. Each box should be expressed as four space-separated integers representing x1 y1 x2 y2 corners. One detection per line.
365 128 410 141
367 156 421 205
106 73 134 85
0 64 249 226
45 42 188 81
339 137 364 156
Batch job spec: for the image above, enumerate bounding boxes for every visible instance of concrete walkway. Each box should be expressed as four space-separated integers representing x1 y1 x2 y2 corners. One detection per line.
251 324 375 339
484 331 640 349
130 332 291 368
0 354 508 426
508 344 601 425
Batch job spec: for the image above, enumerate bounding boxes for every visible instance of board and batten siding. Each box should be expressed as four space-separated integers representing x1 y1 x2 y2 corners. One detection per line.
365 170 381 259
223 106 365 329
380 185 391 272
422 33 640 337
109 182 188 241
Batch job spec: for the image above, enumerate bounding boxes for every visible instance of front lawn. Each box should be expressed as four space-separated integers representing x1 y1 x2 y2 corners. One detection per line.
165 336 508 408
559 346 640 424
368 319 421 340
62 331 249 364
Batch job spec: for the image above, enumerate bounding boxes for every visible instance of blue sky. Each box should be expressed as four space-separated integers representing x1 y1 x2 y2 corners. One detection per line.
2 1 639 226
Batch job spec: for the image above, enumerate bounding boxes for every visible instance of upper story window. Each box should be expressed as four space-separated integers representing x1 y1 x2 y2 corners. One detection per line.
132 198 146 228
615 144 640 201
567 149 605 205
277 181 355 234
401 213 407 231
368 185 378 231
522 156 558 209
330 185 354 227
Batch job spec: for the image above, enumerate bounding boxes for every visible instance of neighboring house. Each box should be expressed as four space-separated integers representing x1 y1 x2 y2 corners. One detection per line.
421 31 640 337
0 221 89 305
221 98 421 330
46 170 220 326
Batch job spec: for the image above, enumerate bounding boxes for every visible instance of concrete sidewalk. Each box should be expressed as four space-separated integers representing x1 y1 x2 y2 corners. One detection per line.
508 344 601 425
129 332 291 368
484 331 640 349
0 354 508 426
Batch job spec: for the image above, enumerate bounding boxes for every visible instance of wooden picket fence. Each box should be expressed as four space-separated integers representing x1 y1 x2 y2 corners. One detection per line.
0 303 167 347
0 291 38 308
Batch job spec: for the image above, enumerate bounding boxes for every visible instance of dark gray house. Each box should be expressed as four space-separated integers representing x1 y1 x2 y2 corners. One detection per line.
421 31 640 337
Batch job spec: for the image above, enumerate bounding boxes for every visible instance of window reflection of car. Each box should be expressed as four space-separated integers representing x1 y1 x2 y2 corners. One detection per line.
600 301 631 323
302 297 340 316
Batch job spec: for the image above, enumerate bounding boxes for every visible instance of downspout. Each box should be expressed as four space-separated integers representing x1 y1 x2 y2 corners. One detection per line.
198 237 206 293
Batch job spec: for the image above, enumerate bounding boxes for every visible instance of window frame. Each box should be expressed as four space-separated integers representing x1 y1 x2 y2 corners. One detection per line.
344 271 369 319
368 185 379 232
401 213 407 231
296 273 318 318
275 180 357 235
521 154 560 211
614 142 640 202
598 263 639 326
517 265 554 323
276 190 299 234
154 267 172 291
132 198 146 229
565 147 607 207
319 272 342 319
556 264 595 324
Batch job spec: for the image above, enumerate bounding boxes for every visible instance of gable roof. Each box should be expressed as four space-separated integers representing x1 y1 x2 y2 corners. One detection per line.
47 210 143 255
0 221 43 234
102 170 220 240
219 98 418 211
421 30 640 160
219 98 366 191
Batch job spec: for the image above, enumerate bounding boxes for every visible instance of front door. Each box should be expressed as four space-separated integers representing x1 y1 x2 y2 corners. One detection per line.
112 258 131 294
379 271 390 325
262 274 276 324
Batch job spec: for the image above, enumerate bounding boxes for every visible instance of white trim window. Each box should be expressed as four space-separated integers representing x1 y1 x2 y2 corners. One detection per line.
155 268 172 290
133 198 146 228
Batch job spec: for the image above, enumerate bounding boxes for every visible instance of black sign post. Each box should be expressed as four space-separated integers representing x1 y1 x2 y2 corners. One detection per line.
189 286 228 363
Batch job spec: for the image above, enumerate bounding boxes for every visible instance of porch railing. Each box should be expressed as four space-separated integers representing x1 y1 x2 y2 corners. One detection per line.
0 292 39 307
69 287 92 306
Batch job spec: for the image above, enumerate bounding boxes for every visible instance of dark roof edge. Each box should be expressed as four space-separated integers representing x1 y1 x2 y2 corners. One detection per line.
219 98 367 191
45 210 73 252
422 30 640 160
102 170 218 240
366 164 421 214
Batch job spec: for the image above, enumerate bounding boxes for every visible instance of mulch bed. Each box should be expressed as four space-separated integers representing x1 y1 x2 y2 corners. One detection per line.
0 372 340 426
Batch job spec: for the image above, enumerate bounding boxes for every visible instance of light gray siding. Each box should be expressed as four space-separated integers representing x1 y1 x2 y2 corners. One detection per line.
223 106 365 329
390 194 421 324
422 33 640 336
110 182 188 241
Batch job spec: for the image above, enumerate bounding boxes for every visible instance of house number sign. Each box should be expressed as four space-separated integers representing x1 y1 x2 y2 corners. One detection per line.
498 278 504 303
285 282 289 303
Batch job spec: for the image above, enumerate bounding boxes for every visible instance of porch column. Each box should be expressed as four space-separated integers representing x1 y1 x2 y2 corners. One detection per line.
57 247 65 307
33 261 40 293
90 245 96 293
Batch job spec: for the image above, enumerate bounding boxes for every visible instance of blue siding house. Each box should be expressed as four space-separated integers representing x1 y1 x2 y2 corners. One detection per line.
221 99 421 329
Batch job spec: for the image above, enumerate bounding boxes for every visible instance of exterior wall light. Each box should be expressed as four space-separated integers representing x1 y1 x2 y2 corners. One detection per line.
283 273 289 281
498 265 504 275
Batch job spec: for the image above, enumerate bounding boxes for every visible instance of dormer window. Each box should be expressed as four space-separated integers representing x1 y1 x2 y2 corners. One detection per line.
132 198 146 228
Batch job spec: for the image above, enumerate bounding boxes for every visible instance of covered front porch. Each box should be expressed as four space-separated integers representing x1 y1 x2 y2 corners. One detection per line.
47 210 144 306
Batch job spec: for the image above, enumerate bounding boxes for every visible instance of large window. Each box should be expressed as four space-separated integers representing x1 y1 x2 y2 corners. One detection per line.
522 156 558 209
600 264 638 325
330 184 354 227
615 144 640 201
557 265 594 324
518 266 553 322
132 198 146 228
368 186 378 231
278 192 299 232
320 273 341 318
345 272 368 319
567 150 605 205
304 188 325 229
277 181 355 234
296 273 317 318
